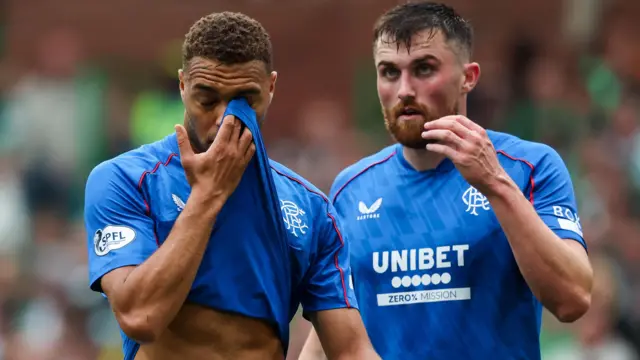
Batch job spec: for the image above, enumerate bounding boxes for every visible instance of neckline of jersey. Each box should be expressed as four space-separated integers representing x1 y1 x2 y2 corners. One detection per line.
165 132 179 155
393 143 455 175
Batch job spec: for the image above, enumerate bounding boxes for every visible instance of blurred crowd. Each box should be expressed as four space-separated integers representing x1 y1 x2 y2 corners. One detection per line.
0 0 639 359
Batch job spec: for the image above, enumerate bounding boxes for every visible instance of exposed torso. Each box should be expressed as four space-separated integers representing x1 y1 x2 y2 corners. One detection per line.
122 137 334 360
135 304 283 360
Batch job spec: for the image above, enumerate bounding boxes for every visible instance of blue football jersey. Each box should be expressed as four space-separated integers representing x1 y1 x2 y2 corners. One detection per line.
84 133 357 359
330 130 586 360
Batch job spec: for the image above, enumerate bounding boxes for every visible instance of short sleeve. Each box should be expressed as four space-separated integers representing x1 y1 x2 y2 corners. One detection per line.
301 202 358 317
530 148 587 250
84 161 158 293
329 171 346 202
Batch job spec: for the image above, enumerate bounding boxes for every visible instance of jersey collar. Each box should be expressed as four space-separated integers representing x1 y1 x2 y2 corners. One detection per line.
394 143 455 174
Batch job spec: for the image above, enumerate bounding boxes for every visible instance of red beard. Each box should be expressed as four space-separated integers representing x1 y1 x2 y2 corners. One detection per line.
383 101 458 149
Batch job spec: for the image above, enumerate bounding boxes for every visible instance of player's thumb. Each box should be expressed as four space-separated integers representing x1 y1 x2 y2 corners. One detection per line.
175 124 194 160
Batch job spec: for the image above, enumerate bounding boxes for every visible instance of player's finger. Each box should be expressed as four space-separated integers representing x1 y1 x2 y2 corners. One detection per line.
426 142 458 161
244 143 256 163
238 127 254 153
213 115 236 145
454 115 485 134
424 117 473 139
229 115 242 141
421 129 464 148
174 125 194 161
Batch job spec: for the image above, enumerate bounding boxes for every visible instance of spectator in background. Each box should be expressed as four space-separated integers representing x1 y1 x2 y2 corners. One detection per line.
0 26 115 360
0 1 638 359
270 99 364 192
129 40 184 147
2 27 108 218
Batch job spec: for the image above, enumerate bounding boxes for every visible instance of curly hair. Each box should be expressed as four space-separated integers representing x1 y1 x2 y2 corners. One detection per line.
182 12 273 71
373 1 473 59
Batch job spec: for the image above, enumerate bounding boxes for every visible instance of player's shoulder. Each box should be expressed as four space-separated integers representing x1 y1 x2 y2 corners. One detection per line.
488 130 564 169
86 135 176 193
269 159 329 205
331 144 398 202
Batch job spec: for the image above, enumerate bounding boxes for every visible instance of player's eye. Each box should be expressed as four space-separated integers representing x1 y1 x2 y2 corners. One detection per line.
414 63 434 77
236 91 259 107
243 95 256 106
198 98 218 108
380 67 400 80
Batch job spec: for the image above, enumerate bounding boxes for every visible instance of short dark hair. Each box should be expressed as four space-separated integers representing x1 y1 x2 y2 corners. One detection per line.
182 12 273 70
373 1 473 58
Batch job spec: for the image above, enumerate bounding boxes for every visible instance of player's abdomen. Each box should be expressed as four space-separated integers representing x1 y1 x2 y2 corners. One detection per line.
134 303 283 360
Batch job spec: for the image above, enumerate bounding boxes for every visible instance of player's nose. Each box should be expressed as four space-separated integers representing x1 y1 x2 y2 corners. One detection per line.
215 109 227 127
215 114 224 127
397 74 416 101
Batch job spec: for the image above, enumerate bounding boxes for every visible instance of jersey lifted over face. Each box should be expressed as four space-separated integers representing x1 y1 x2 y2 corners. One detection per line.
330 130 586 360
84 133 357 360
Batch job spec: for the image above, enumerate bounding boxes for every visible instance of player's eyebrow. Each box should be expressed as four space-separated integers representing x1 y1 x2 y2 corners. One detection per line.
377 55 439 68
376 60 396 68
235 87 262 97
193 83 262 99
193 83 217 92
411 54 439 65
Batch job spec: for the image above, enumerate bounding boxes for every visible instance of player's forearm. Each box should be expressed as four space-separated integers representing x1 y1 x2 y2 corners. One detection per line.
328 340 380 360
486 176 592 322
299 329 327 360
312 311 381 360
113 190 222 340
334 346 381 360
298 347 327 360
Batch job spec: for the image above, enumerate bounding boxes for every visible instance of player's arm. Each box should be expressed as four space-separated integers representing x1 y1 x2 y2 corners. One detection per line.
299 327 326 360
86 162 221 344
304 310 378 360
486 148 592 323
423 116 592 322
88 120 253 343
299 204 379 360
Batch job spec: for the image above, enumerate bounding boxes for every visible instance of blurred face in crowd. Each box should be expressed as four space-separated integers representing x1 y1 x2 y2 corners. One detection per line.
178 57 277 153
375 30 479 149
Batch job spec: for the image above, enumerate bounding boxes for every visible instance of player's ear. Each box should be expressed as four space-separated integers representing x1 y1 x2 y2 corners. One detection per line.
178 69 186 102
461 62 480 94
269 71 277 104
